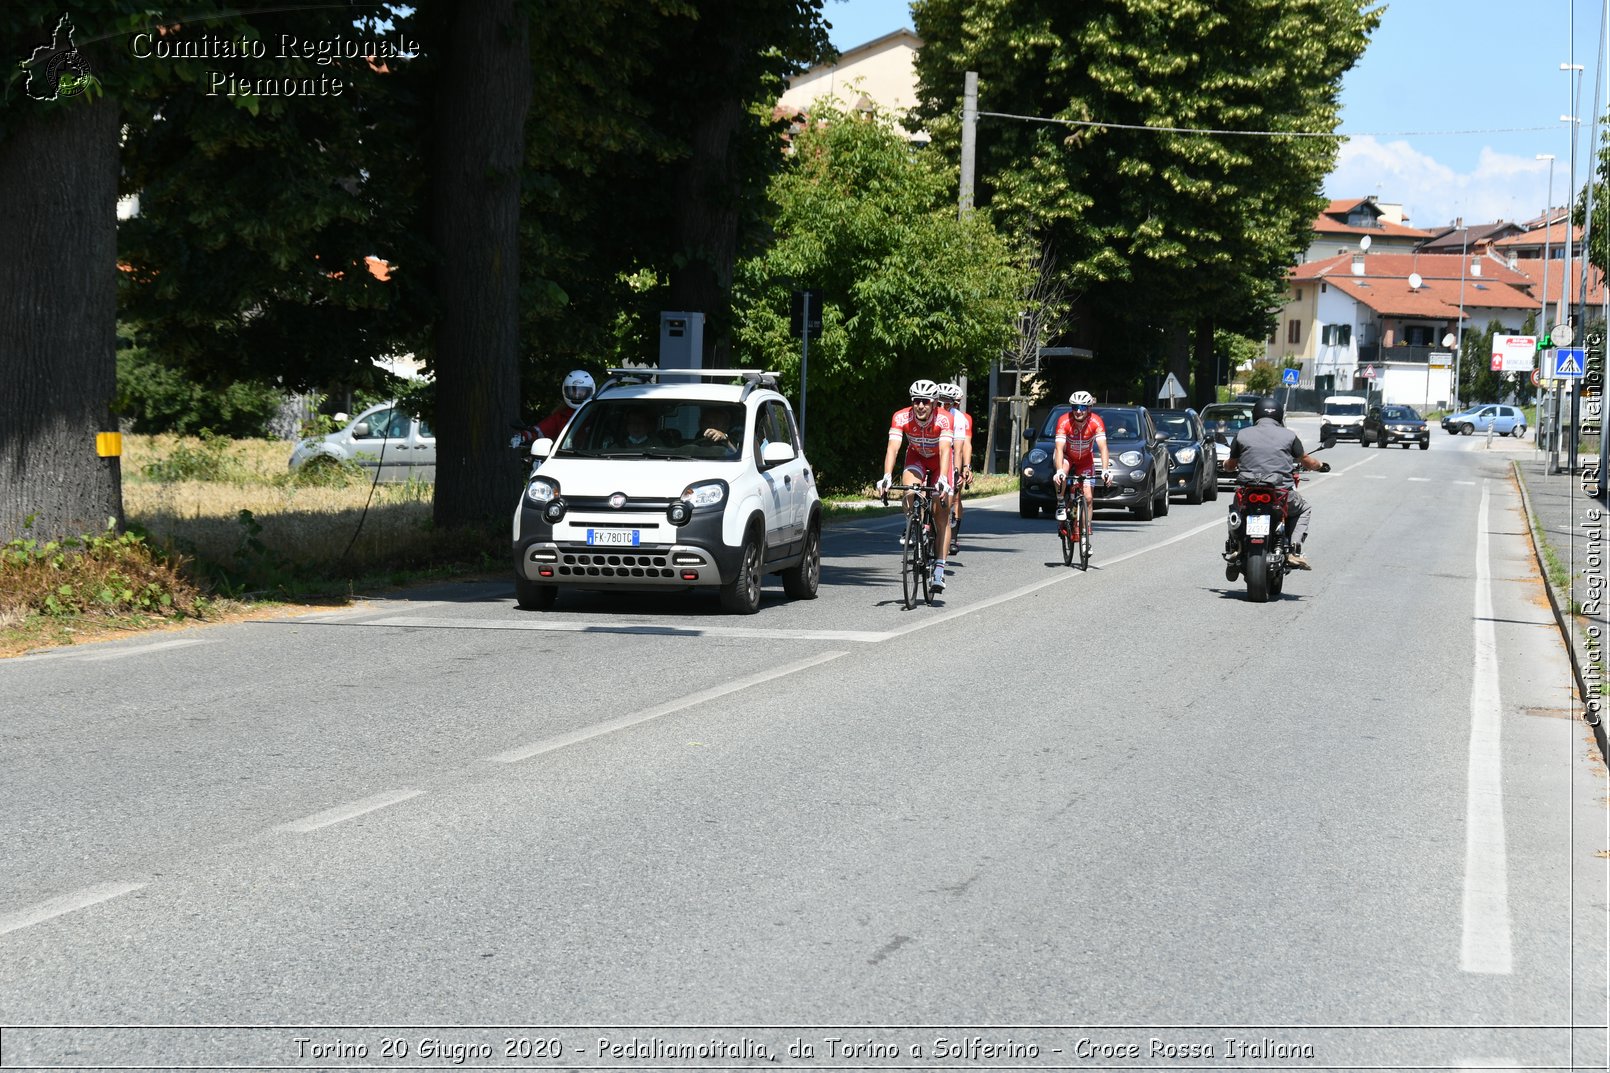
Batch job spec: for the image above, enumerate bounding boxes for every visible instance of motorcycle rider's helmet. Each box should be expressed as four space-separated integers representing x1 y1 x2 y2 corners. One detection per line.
936 382 963 403
908 379 939 402
1253 396 1285 424
562 370 595 409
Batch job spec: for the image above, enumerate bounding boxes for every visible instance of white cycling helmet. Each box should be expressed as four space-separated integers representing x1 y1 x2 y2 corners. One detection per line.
936 382 963 403
562 369 595 408
909 379 938 401
1069 390 1096 407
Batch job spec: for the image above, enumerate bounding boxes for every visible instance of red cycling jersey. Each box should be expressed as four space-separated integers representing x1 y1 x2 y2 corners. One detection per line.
890 406 953 479
1054 411 1107 477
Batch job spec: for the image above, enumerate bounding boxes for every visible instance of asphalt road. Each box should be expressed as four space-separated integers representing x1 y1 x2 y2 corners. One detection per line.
1 420 1604 1071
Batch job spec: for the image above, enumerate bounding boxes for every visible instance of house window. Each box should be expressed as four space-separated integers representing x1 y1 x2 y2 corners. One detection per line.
1295 288 1303 301
1403 325 1433 347
1287 319 1301 345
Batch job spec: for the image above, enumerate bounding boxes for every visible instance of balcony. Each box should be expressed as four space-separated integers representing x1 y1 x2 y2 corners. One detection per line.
1356 343 1444 365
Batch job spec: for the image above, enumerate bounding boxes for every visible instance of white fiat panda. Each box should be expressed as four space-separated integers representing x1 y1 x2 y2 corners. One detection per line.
511 369 821 614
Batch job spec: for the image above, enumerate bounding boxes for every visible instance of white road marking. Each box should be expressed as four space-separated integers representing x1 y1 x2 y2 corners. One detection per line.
486 650 848 763
0 882 144 936
77 638 212 662
1408 477 1431 482
1456 480 1477 485
1455 1062 1522 1071
1364 474 1389 479
1461 480 1513 974
272 789 425 834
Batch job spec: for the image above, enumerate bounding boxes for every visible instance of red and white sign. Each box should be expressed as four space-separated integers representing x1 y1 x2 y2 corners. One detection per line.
1491 334 1537 372
1362 364 1377 380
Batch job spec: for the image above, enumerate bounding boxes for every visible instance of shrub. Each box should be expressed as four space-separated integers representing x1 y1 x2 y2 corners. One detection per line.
0 520 208 621
141 430 251 483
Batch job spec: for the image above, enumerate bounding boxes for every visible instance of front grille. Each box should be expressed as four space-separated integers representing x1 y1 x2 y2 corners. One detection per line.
556 550 675 578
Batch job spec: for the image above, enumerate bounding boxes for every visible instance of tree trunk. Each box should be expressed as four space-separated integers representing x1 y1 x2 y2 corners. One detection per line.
666 96 745 368
1193 315 1217 409
430 1 532 530
0 97 121 543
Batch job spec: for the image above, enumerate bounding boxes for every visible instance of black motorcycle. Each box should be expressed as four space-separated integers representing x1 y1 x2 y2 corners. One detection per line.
1225 435 1332 603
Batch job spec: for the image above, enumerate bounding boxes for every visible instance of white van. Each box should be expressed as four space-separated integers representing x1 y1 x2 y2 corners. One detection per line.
1320 395 1368 441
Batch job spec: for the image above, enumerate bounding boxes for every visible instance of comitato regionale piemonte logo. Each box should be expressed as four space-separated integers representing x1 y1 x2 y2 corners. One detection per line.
21 14 93 101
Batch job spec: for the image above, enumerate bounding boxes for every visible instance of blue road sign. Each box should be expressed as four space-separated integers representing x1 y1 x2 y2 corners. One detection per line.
1281 367 1300 385
1553 348 1586 378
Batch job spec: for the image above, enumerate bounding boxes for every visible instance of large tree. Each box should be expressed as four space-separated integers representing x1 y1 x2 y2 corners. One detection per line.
733 102 1030 488
911 0 1379 405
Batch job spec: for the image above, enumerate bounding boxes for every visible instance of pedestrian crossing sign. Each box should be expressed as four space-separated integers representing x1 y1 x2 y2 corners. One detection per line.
1552 348 1586 378
1281 367 1300 385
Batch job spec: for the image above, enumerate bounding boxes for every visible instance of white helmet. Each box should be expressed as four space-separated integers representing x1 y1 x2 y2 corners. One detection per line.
562 369 595 408
908 379 938 401
1069 390 1095 407
936 382 963 403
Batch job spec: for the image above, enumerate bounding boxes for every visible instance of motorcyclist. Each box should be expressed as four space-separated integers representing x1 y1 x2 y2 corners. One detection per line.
1220 396 1327 578
536 369 596 441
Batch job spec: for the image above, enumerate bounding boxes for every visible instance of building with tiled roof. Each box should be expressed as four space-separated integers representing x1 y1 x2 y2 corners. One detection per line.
1267 252 1546 399
1303 196 1434 262
1491 211 1577 260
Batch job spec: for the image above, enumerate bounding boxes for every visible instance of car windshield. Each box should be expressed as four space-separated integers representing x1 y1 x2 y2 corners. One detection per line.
1324 401 1366 417
1152 412 1194 439
1200 406 1253 437
557 398 745 459
1094 407 1142 439
1382 406 1421 421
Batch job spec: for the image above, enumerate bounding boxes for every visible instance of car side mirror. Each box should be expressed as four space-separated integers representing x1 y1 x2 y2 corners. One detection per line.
761 441 796 466
353 421 371 438
1023 429 1035 442
1154 432 1168 443
1320 428 1337 450
531 437 554 460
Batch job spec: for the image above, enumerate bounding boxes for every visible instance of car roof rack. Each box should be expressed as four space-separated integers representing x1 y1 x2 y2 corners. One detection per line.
597 367 782 399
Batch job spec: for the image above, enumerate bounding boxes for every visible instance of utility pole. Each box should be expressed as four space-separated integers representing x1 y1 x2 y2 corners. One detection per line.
959 71 976 219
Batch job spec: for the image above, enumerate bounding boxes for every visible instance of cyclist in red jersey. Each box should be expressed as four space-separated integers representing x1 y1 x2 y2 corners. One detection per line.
936 381 972 555
876 379 954 592
1052 390 1112 533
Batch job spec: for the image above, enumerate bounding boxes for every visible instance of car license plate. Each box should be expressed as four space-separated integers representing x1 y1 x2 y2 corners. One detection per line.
586 529 640 546
1246 515 1270 538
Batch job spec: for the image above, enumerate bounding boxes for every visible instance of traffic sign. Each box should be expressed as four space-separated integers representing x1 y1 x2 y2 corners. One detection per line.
1158 372 1187 401
1362 364 1376 380
1531 368 1543 387
1492 334 1537 372
1281 367 1300 386
1551 347 1586 379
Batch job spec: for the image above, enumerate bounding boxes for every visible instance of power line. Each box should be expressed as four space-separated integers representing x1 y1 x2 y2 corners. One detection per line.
977 111 1556 139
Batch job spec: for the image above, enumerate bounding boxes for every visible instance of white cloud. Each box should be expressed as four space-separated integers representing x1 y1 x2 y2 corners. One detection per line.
1325 136 1555 231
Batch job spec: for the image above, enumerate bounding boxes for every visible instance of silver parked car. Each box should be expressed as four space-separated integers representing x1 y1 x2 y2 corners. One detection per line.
288 402 437 481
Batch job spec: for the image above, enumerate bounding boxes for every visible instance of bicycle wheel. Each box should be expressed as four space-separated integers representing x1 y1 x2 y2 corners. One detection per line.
919 507 935 604
1078 493 1092 570
1059 492 1074 567
900 513 922 610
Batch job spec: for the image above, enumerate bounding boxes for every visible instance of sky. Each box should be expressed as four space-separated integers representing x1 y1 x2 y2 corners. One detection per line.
820 0 1610 233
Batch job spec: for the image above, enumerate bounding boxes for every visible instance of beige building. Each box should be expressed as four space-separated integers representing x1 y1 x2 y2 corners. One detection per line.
779 28 923 130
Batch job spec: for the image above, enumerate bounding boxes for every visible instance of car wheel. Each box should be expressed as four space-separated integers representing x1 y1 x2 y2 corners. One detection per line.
1205 472 1219 502
1418 439 1429 450
1512 424 1527 439
1460 422 1474 435
1132 483 1155 521
1378 430 1389 448
1019 495 1039 519
781 518 820 599
514 576 557 611
1155 480 1169 517
1186 470 1204 505
719 526 764 614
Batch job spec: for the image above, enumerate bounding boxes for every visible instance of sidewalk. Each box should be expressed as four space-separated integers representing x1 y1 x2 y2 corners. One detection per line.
1511 444 1608 760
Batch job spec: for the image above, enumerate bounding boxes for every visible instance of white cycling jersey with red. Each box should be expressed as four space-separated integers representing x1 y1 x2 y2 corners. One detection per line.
948 407 972 480
890 406 953 477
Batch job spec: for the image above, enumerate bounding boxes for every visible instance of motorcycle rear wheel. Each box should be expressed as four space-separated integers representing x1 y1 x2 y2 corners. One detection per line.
1245 550 1270 603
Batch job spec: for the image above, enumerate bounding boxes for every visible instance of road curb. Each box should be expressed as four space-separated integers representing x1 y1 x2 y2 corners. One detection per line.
1510 460 1607 762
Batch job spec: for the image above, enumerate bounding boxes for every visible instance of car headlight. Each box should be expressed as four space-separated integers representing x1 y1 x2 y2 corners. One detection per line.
525 476 559 504
1174 446 1197 464
1026 448 1048 465
681 480 727 509
1118 450 1143 467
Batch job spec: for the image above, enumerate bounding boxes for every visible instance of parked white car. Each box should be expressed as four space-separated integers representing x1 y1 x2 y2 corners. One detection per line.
288 402 437 482
512 369 821 614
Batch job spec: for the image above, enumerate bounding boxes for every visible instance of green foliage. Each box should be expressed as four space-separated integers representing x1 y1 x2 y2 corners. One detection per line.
733 102 1030 489
116 326 286 436
1215 329 1264 384
910 0 1380 373
1244 360 1281 395
0 519 205 620
140 430 251 483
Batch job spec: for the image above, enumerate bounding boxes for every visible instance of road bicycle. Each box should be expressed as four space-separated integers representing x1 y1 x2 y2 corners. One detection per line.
1057 477 1092 570
883 482 940 609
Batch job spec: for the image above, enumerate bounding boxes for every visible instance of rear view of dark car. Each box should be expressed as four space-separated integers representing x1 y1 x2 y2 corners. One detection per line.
1019 405 1170 520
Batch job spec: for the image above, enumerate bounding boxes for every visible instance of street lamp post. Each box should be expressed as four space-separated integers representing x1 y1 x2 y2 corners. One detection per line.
1559 60 1584 473
1454 225 1469 411
1536 153 1556 453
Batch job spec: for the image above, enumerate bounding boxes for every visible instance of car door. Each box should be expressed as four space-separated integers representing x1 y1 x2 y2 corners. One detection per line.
349 405 410 481
1474 405 1498 432
410 416 437 482
755 400 804 556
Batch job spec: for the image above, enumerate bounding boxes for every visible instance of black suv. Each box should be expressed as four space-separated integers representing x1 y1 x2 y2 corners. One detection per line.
1362 403 1430 450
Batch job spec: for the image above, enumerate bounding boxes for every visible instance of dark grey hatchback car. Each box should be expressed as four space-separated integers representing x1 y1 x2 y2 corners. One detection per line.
1018 405 1171 520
